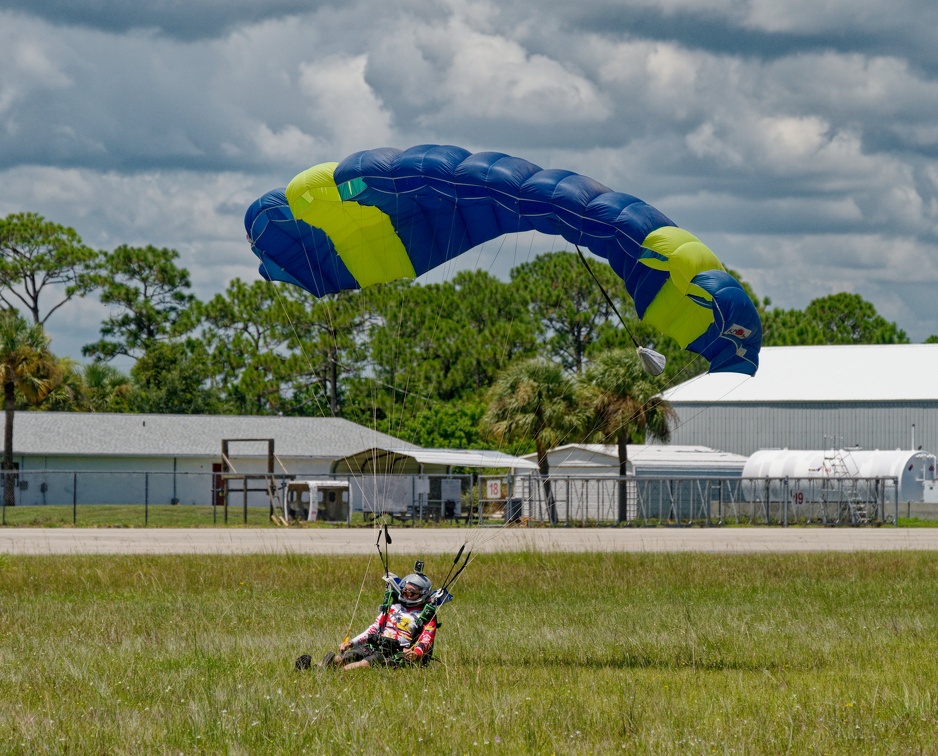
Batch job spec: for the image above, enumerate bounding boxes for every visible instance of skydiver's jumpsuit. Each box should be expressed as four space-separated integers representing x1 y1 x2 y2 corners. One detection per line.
341 602 438 667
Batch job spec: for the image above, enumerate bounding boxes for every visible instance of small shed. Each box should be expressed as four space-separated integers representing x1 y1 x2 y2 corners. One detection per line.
524 444 748 479
518 444 748 522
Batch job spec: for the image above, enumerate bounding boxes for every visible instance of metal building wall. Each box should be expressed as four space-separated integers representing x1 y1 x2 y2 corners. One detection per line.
666 401 938 456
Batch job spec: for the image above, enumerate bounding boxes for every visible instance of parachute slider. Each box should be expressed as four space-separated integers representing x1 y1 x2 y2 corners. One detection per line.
637 346 666 376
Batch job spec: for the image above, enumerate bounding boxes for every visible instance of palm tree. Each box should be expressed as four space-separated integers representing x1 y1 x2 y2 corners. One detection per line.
582 349 677 522
38 356 90 412
0 310 61 507
482 358 584 525
81 361 132 411
41 359 133 412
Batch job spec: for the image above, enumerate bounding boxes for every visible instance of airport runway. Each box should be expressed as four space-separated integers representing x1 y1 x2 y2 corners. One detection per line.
1 526 937 555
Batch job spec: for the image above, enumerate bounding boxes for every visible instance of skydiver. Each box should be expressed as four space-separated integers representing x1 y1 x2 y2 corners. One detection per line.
298 570 441 671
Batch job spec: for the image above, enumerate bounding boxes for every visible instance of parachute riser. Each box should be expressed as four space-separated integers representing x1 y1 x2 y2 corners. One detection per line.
574 244 666 376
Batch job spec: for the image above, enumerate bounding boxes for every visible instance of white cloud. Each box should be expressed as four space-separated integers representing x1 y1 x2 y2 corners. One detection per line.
2 0 938 351
435 27 608 123
11 40 73 89
686 115 873 180
376 14 609 128
253 124 324 163
297 54 394 154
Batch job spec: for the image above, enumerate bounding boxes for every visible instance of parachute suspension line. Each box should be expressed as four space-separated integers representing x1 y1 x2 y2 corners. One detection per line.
378 187 442 449
659 372 750 442
610 368 751 479
574 245 666 376
385 191 410 445
378 522 392 578
440 543 473 594
369 195 467 450
569 244 719 475
385 288 408 441
573 244 637 345
344 520 392 646
258 259 332 419
343 548 376 646
405 198 468 443
439 543 466 588
258 261 398 614
573 241 716 399
431 197 468 282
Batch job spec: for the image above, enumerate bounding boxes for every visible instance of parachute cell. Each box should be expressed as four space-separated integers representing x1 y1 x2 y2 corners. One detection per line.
245 144 762 375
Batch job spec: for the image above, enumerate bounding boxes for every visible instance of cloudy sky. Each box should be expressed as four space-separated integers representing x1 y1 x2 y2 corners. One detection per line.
2 0 937 362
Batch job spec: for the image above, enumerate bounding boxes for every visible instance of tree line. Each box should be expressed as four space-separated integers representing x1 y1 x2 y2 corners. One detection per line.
0 211 929 461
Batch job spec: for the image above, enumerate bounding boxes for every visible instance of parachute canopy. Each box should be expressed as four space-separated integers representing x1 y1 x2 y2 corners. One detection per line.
245 144 761 375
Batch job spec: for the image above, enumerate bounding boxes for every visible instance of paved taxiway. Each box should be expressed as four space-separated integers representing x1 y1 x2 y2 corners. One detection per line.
1 526 936 555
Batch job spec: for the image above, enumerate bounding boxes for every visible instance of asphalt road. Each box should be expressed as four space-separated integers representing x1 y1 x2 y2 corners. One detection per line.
1 526 937 555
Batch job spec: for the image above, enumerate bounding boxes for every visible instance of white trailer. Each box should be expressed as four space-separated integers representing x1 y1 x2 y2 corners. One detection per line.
284 480 350 522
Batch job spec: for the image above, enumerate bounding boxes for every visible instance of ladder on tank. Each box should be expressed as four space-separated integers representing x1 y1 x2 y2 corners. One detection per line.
822 450 869 524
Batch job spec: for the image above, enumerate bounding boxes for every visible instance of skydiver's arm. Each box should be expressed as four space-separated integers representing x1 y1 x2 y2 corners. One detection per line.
403 617 437 661
347 612 386 647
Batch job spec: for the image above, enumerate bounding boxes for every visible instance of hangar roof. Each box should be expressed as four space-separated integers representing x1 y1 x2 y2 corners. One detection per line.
12 412 417 459
662 344 938 403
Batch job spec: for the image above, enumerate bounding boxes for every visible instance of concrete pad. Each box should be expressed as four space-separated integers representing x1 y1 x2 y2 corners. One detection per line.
0 526 936 555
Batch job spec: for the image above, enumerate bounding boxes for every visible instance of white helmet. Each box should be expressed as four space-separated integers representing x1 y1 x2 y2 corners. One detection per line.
399 573 432 607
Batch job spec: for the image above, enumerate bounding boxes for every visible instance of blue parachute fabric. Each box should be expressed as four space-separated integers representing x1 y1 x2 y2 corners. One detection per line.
334 146 673 282
686 270 761 375
244 189 359 297
246 144 762 375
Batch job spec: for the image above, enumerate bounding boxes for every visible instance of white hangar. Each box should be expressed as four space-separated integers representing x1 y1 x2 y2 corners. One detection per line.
660 345 938 457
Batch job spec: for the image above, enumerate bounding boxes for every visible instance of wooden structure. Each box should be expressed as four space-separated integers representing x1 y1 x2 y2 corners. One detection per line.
217 438 295 524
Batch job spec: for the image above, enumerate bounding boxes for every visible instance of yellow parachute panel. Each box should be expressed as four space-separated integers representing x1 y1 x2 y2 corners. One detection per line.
286 163 415 288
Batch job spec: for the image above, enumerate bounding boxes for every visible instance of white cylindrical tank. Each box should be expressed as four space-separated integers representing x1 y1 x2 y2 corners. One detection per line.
743 449 938 502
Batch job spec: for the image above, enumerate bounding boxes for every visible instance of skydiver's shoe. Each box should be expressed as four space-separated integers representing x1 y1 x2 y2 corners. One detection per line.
317 652 336 670
295 654 312 671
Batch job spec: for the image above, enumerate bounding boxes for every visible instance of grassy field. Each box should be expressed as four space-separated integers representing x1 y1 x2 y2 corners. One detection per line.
1 550 937 753
0 503 277 528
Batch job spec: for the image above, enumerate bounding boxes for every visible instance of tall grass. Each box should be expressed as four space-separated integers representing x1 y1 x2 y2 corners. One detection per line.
0 551 936 753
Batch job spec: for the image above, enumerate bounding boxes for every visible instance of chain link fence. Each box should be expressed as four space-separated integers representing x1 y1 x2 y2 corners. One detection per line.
0 470 900 527
520 475 900 526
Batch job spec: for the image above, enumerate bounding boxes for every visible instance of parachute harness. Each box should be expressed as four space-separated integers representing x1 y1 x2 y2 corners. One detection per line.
349 524 470 666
